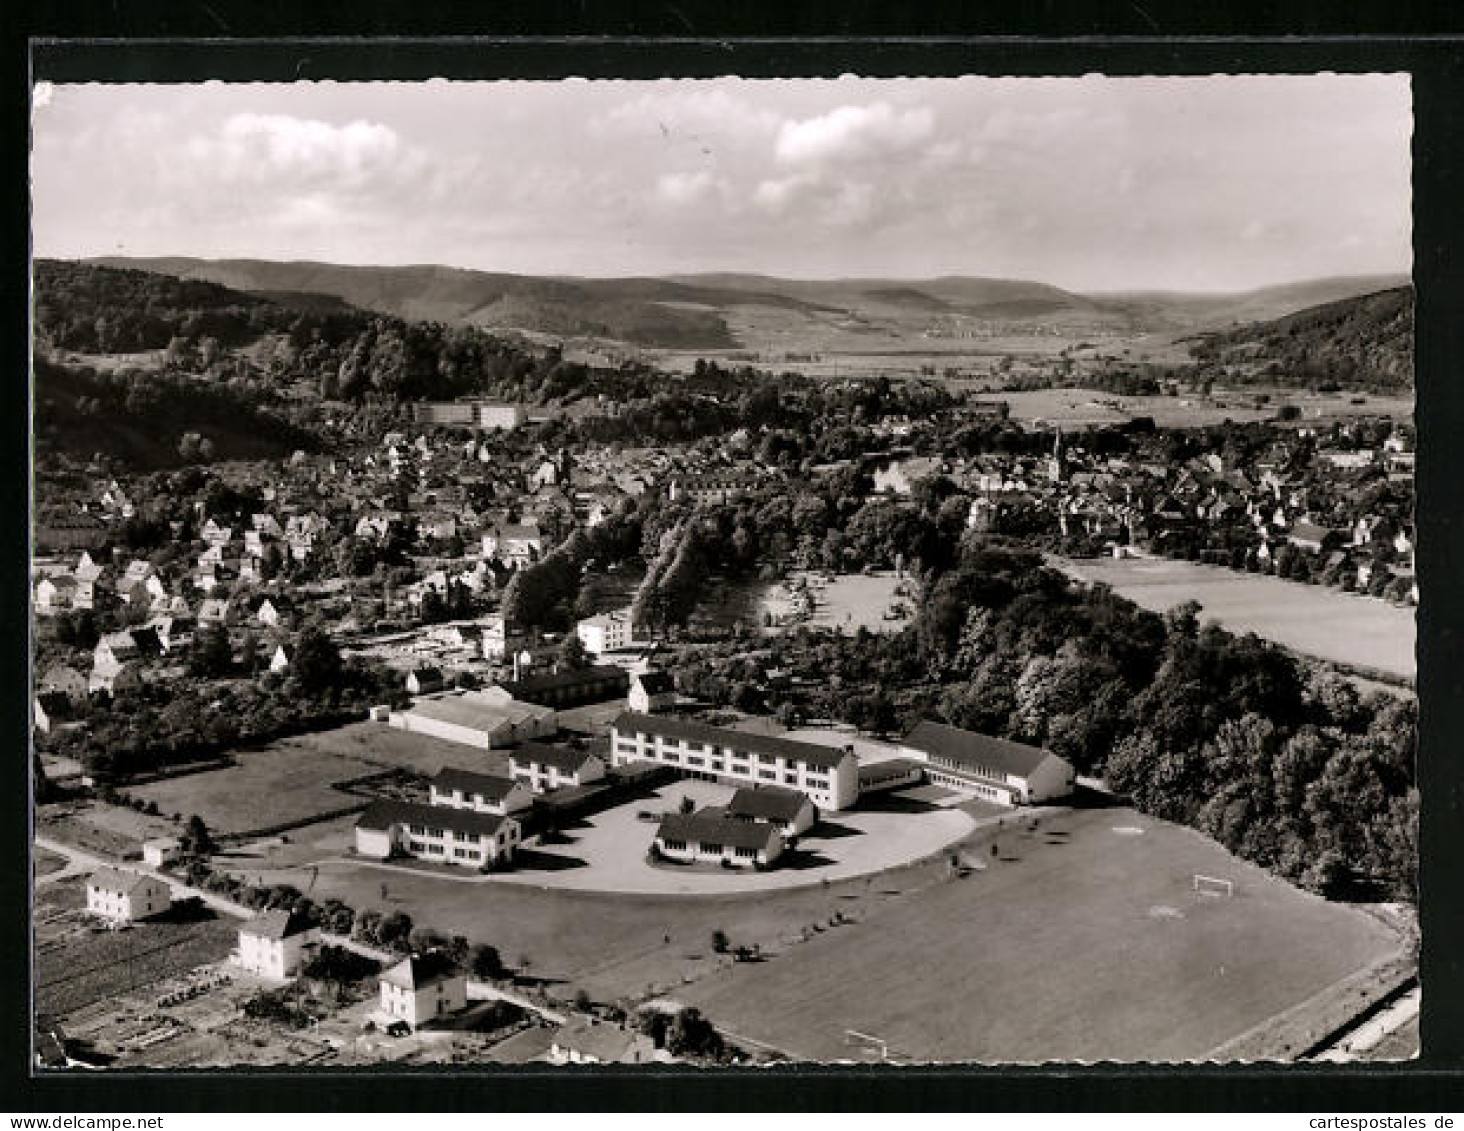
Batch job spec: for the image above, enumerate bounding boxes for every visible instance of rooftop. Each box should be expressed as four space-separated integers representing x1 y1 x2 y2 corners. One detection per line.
86 867 162 895
726 785 812 822
902 721 1058 779
510 742 601 774
240 908 317 942
380 950 462 991
430 767 522 800
613 711 854 772
397 693 552 733
656 811 782 853
356 798 513 839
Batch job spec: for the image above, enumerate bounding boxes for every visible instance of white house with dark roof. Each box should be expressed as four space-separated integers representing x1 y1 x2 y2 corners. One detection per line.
236 909 321 979
899 721 1074 806
86 868 171 923
355 799 521 868
611 712 860 812
724 784 817 837
508 743 606 794
428 767 533 816
378 951 467 1029
653 811 785 869
628 670 676 714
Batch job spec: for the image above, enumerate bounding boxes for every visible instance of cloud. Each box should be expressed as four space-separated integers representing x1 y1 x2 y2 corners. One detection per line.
656 170 719 207
185 113 417 191
776 102 935 164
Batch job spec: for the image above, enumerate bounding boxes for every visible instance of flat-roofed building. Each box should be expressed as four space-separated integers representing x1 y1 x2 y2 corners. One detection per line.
575 609 633 655
355 798 521 868
899 721 1074 806
654 811 785 869
427 767 533 816
610 712 859 812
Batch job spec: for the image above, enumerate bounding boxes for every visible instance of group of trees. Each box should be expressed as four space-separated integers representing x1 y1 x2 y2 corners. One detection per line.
675 540 1416 900
39 638 392 781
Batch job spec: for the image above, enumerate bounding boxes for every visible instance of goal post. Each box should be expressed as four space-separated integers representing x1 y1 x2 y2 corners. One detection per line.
1193 874 1234 898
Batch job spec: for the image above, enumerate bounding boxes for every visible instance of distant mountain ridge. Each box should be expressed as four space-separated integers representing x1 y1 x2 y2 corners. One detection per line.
86 255 1410 351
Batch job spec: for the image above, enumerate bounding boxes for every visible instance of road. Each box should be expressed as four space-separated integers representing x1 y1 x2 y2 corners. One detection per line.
34 834 253 920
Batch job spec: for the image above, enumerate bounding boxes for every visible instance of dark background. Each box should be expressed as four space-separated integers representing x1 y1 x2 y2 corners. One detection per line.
5 5 1463 1112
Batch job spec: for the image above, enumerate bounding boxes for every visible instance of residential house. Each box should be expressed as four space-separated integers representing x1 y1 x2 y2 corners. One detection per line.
236 909 322 980
378 952 467 1030
628 670 676 714
85 868 171 923
549 1021 660 1065
406 665 447 696
34 575 78 613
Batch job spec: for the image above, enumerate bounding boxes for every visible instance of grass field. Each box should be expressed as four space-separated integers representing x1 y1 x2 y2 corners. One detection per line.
221 800 1399 1061
119 738 384 836
283 721 513 778
974 387 1414 430
676 805 1401 1064
1057 556 1416 680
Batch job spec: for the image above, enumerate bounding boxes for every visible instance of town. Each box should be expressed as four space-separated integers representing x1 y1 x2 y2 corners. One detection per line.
30 255 1419 1067
29 71 1419 1070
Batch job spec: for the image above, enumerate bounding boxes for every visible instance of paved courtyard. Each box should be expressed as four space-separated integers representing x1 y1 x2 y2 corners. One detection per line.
488 778 976 895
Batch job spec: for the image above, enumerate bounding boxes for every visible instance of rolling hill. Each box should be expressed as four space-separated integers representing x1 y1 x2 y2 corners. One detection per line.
85 256 1411 355
1185 286 1414 392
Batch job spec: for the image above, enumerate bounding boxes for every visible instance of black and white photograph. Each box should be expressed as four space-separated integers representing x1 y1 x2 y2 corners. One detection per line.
28 71 1418 1069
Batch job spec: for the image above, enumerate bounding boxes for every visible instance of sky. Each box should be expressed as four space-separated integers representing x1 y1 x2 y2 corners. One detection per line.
29 74 1412 293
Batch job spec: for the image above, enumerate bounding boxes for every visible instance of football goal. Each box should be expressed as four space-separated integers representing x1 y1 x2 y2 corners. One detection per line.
1193 874 1235 898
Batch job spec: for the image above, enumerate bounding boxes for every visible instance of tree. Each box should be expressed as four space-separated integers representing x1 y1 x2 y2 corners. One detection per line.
189 624 232 678
559 632 590 671
182 814 216 857
291 624 343 695
469 943 504 979
666 1007 725 1060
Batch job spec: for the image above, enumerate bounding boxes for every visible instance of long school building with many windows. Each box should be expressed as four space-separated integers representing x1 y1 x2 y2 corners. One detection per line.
610 711 859 811
355 799 521 869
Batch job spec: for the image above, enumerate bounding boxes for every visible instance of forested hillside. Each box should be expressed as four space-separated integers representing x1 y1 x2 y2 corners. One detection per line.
1184 287 1413 393
33 354 319 469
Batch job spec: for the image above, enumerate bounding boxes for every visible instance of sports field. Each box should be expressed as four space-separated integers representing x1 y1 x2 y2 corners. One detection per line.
1057 556 1416 680
677 805 1401 1063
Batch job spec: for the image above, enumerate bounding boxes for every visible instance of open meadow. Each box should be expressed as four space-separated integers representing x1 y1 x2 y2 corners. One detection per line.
118 740 381 836
678 805 1402 1064
1057 555 1416 680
